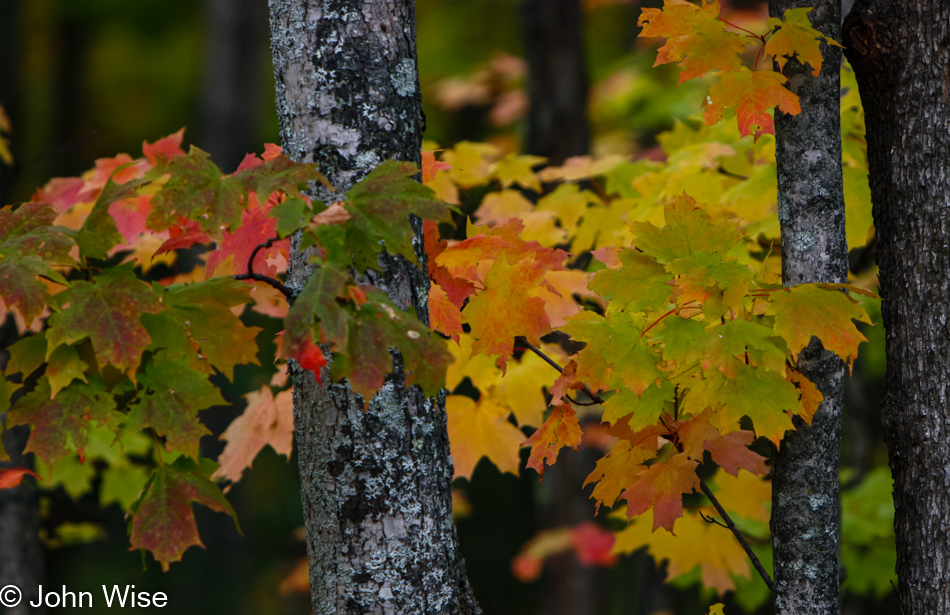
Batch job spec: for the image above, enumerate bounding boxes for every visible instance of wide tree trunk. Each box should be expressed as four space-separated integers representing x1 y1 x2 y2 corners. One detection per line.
518 0 589 164
843 3 950 613
268 1 480 613
768 0 848 613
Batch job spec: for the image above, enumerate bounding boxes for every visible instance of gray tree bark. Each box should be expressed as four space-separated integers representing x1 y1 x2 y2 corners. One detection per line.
843 3 950 613
768 0 848 613
267 1 481 613
518 0 589 165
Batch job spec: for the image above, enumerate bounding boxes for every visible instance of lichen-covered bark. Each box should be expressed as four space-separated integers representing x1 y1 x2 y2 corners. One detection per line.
268 1 480 613
843 3 950 612
0 426 45 615
767 0 847 612
518 0 589 164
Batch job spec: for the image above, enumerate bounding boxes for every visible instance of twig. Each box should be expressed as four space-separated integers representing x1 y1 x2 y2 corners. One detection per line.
698 510 728 529
232 236 294 299
515 337 605 405
700 479 775 592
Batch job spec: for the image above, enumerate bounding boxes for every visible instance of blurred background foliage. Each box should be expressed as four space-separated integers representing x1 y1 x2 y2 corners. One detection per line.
0 0 894 614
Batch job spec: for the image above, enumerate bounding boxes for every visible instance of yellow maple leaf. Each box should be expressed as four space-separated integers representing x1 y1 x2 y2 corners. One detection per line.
446 395 524 479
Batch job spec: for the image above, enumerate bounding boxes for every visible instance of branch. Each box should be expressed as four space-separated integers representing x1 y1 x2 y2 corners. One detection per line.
515 336 774 592
699 479 775 592
515 337 604 405
232 236 294 299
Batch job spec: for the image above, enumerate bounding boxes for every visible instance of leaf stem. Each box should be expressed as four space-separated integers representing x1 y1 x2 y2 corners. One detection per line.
718 17 762 39
699 479 775 592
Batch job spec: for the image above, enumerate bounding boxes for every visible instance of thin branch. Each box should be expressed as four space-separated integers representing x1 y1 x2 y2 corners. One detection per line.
698 510 729 529
515 337 605 405
700 479 775 592
232 236 295 299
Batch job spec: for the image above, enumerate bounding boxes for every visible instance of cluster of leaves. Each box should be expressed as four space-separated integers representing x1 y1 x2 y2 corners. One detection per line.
423 60 877 602
639 0 840 137
0 130 455 570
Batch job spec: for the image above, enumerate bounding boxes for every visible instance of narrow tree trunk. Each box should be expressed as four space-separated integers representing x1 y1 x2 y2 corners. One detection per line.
518 0 589 164
196 0 268 170
843 4 950 613
0 426 45 615
768 0 847 613
267 1 480 613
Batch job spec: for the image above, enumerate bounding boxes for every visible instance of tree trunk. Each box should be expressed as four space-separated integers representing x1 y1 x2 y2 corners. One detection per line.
518 0 589 165
0 426 45 615
768 0 848 613
267 1 481 613
843 4 950 613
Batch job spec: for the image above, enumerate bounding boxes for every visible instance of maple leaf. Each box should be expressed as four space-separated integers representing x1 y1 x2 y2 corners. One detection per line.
523 404 583 479
493 153 546 192
602 381 674 431
421 150 452 183
213 387 294 484
585 439 655 511
129 457 238 571
464 255 553 371
328 289 451 400
621 451 699 532
704 68 801 137
8 377 120 473
614 509 752 592
764 8 842 77
0 467 41 490
46 264 163 375
281 264 349 365
703 364 800 445
638 0 747 83
46 343 89 397
704 430 769 476
125 359 226 459
446 395 524 479
338 160 452 270
766 284 871 368
294 335 328 382
146 147 244 236
142 129 186 164
589 249 673 313
428 283 464 340
205 192 290 278
629 194 743 263
76 174 154 261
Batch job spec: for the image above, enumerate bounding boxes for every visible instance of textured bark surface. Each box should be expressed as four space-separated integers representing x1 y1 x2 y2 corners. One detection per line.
0 426 45 615
843 3 950 613
268 1 480 613
768 0 847 612
518 0 589 164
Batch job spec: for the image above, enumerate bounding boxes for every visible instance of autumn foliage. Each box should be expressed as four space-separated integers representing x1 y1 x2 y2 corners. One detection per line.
0 1 880 609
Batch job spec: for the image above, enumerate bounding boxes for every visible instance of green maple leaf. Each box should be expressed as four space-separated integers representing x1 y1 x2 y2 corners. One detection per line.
46 343 89 397
0 202 74 321
7 377 120 473
561 310 661 395
229 154 323 203
144 277 262 380
589 249 673 313
129 457 238 572
46 264 164 375
147 147 244 236
766 284 871 368
282 264 350 360
331 289 451 400
125 358 226 459
630 195 743 263
340 160 452 270
5 332 47 379
602 380 675 431
76 174 150 260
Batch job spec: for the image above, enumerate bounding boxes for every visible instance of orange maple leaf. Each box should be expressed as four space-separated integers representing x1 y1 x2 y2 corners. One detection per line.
703 68 801 137
621 451 699 532
764 8 842 77
523 404 583 479
638 0 747 84
213 386 294 484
